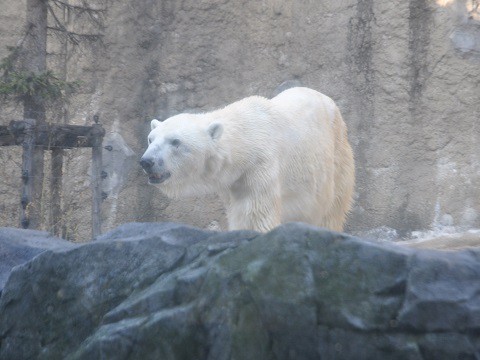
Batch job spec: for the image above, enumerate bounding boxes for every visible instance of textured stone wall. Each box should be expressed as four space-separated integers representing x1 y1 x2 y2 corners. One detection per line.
0 0 479 239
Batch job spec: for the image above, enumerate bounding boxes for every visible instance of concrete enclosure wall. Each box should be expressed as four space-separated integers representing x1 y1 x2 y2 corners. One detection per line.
1 0 479 239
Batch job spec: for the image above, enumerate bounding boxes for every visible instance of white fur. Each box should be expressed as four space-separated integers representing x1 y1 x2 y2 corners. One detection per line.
142 87 355 232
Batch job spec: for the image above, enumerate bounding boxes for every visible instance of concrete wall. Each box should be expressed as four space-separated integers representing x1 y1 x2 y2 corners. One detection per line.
1 0 479 239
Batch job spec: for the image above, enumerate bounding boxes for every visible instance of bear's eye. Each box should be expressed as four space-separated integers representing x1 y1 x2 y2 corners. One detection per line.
148 137 152 145
170 138 181 148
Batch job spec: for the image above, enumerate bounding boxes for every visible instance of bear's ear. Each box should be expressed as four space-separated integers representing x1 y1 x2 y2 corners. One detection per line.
207 123 223 141
151 119 161 130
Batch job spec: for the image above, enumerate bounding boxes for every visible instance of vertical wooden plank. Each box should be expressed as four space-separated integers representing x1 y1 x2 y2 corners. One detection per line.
23 0 48 230
91 124 105 239
51 147 63 236
20 119 36 229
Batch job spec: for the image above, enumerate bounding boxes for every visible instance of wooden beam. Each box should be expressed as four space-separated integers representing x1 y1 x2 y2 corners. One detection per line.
91 124 104 239
0 121 105 149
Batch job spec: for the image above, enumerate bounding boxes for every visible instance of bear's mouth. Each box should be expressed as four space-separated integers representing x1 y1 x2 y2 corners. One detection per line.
148 171 171 184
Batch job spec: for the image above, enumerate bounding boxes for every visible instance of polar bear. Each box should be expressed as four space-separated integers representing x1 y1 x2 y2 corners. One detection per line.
140 87 355 232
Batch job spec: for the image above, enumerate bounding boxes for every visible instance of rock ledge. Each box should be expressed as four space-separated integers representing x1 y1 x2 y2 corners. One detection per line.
0 222 479 359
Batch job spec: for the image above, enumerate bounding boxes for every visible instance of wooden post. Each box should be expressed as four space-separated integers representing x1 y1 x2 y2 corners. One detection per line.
91 124 105 239
22 0 48 230
51 147 63 236
20 119 36 229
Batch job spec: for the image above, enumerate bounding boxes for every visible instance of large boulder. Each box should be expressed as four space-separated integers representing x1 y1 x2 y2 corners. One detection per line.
0 222 479 359
0 228 75 293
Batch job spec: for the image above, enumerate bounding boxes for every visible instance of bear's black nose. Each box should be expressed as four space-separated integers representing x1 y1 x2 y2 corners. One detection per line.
140 157 154 170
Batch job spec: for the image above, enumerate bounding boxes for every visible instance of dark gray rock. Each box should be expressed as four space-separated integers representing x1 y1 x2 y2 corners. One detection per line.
0 228 75 293
0 222 479 360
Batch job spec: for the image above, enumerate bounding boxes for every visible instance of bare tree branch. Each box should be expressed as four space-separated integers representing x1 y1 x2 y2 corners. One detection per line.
47 26 103 43
50 0 106 13
46 1 105 45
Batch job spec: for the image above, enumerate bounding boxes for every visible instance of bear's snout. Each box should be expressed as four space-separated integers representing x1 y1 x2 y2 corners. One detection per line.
139 157 154 171
140 156 170 184
140 157 165 171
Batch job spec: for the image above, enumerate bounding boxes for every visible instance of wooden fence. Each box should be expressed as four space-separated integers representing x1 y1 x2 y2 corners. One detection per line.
0 119 105 239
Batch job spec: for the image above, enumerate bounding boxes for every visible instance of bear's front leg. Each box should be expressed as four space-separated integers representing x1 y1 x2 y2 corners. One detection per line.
226 171 281 232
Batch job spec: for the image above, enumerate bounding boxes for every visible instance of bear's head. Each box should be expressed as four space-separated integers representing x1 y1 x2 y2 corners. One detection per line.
140 115 224 198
